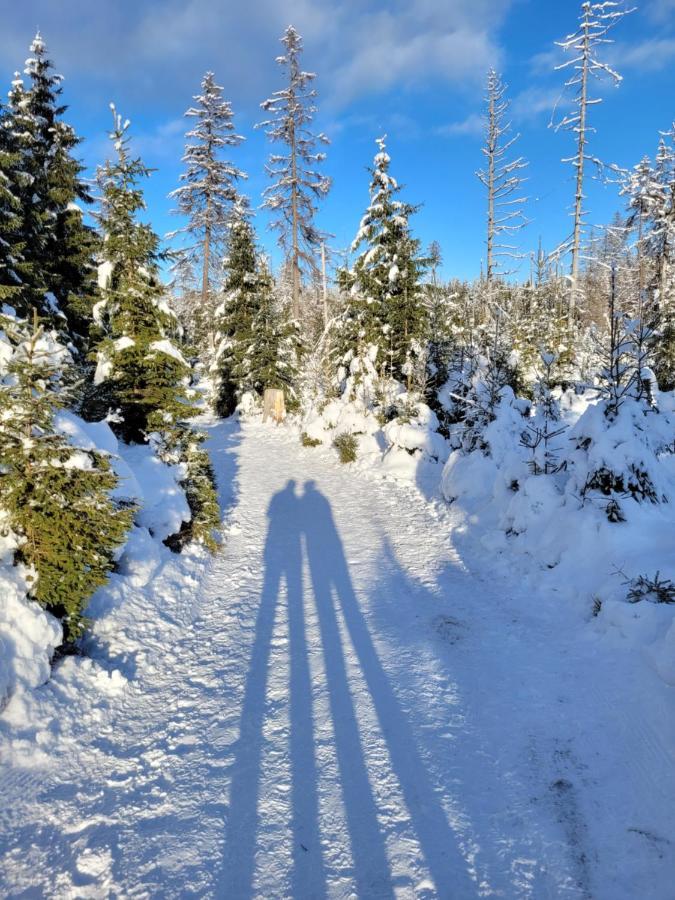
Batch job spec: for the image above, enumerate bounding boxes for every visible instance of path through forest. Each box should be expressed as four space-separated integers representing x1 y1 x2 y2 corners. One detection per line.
1 418 673 898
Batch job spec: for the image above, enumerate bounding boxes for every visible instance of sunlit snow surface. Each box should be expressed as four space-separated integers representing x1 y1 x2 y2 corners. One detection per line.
0 417 673 898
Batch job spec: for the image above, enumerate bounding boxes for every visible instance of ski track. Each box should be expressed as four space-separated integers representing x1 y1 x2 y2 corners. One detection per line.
1 418 674 899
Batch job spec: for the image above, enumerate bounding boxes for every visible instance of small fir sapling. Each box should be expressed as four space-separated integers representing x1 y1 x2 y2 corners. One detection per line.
520 351 567 474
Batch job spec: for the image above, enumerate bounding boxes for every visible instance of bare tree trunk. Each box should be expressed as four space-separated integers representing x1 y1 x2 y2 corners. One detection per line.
290 114 300 320
486 87 495 284
321 241 328 327
570 9 590 305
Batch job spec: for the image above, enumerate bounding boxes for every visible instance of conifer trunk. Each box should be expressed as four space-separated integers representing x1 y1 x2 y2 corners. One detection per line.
290 114 300 320
570 8 590 305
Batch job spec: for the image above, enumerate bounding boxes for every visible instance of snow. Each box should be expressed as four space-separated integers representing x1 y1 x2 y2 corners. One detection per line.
0 526 61 712
115 442 191 541
0 323 192 716
96 260 113 290
1 418 673 897
440 386 675 691
148 338 189 366
114 335 135 352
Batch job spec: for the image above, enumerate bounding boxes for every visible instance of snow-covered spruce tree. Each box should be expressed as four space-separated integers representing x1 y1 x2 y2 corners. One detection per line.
520 352 567 475
169 72 245 360
0 99 24 306
215 199 261 414
340 137 427 387
258 25 331 320
90 107 220 551
253 260 299 406
551 2 632 301
3 34 99 347
89 107 192 441
459 308 523 455
477 69 528 284
0 309 133 643
565 249 668 524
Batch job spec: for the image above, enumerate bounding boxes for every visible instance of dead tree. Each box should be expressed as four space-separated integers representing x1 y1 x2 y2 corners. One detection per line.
551 2 633 304
477 69 528 285
258 26 331 320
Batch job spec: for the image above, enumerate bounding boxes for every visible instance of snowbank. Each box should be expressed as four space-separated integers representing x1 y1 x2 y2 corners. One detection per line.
0 526 61 712
301 351 449 487
441 385 675 686
0 413 192 717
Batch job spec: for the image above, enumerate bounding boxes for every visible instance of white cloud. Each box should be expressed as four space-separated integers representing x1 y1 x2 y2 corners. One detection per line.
0 0 512 111
435 113 484 138
511 86 567 124
613 37 675 71
647 0 675 24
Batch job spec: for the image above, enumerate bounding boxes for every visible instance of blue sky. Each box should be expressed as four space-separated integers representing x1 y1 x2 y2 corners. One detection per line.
1 0 674 281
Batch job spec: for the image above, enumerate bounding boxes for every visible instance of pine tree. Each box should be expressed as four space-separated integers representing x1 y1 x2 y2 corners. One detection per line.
3 34 98 346
341 137 427 386
258 25 331 319
169 72 245 356
0 309 133 643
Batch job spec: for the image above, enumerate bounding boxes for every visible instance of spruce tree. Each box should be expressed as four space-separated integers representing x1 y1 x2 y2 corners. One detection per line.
4 34 98 347
0 309 133 643
216 204 297 412
258 25 331 319
169 72 245 357
648 131 675 389
91 106 194 443
0 99 23 305
341 137 427 385
215 200 260 414
91 107 220 551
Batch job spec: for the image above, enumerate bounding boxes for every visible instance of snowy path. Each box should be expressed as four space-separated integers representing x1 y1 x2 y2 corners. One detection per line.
1 418 674 898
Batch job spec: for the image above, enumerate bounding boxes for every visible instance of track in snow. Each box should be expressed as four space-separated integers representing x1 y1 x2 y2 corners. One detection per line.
1 417 674 898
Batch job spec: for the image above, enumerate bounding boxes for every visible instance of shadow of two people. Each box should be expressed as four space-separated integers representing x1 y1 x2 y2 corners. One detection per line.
224 479 472 898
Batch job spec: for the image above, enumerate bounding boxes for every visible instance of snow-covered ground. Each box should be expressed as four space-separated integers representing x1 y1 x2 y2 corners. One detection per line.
1 417 674 898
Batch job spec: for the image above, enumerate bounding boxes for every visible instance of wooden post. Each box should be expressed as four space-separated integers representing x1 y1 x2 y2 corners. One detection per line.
262 388 286 424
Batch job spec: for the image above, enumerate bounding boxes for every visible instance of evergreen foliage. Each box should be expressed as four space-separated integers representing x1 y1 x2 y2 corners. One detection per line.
216 204 298 413
91 108 220 551
0 99 23 306
90 106 195 443
0 310 133 643
169 71 245 356
340 137 427 385
1 34 99 347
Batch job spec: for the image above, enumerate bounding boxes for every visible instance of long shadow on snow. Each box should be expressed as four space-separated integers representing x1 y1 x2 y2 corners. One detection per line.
222 479 474 898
